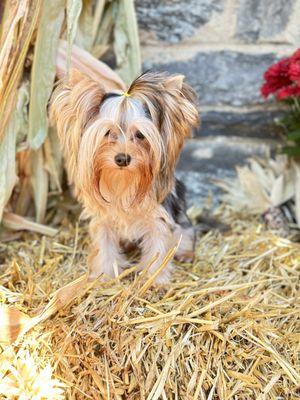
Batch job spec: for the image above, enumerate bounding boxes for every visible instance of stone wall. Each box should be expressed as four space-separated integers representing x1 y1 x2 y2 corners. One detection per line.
135 0 300 137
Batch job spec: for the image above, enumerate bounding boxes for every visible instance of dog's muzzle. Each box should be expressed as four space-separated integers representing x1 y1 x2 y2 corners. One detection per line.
115 153 131 167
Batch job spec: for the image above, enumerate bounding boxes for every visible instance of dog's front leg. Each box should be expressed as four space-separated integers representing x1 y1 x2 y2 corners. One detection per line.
88 219 122 280
139 218 175 284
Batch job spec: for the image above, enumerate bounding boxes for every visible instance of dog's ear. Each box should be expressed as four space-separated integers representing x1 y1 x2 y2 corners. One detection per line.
50 69 105 187
162 74 199 140
50 68 105 135
164 74 184 91
157 75 199 201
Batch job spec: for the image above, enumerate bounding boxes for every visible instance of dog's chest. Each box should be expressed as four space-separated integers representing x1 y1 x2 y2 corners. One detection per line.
103 204 172 242
104 209 149 242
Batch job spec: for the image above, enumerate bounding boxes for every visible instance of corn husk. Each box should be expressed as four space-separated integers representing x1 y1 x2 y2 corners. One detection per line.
216 155 300 228
56 40 126 91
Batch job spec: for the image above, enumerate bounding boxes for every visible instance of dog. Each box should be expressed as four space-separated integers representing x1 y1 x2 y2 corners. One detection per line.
50 69 199 283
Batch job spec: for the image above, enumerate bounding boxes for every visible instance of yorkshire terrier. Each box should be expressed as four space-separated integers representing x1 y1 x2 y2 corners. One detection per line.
50 69 199 283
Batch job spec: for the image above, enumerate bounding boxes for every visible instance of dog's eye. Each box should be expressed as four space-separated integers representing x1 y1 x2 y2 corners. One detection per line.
135 131 144 140
105 130 110 137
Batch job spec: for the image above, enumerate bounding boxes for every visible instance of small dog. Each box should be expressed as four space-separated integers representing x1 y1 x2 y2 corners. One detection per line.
50 69 199 283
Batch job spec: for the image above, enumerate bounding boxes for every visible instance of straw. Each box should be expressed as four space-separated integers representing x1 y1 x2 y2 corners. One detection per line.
0 206 299 398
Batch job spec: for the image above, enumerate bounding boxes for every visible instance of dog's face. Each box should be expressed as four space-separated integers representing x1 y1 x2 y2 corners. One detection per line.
84 94 162 207
50 70 199 211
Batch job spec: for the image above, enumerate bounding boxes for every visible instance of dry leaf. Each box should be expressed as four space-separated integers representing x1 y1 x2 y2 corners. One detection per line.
0 306 33 345
218 156 300 225
2 212 58 236
56 40 126 91
113 0 141 84
28 0 65 149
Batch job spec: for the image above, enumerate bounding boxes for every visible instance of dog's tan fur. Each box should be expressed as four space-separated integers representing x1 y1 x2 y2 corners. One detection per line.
50 69 199 282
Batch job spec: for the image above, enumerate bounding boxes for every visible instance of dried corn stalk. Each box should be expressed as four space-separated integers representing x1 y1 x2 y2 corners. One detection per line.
0 0 140 229
216 155 300 232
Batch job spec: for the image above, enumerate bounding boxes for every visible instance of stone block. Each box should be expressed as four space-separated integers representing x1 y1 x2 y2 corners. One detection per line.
199 110 285 139
144 50 279 107
236 0 296 42
136 0 223 43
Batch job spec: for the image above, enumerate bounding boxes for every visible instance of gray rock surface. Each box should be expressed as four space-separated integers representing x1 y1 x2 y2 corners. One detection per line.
137 0 298 140
236 0 295 42
144 51 279 107
199 110 285 139
136 0 223 43
176 136 275 207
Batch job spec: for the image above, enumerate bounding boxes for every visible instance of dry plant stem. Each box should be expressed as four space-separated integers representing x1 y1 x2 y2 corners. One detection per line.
2 212 58 236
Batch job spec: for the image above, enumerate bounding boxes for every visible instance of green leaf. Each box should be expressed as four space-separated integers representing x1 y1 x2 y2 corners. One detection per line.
282 146 300 158
28 0 65 150
74 0 93 51
0 82 29 221
0 121 17 221
287 129 300 142
113 0 141 85
31 148 49 224
93 1 114 50
92 0 105 44
67 0 83 70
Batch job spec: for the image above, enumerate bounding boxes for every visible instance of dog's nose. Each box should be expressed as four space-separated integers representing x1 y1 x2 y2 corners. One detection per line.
115 153 131 167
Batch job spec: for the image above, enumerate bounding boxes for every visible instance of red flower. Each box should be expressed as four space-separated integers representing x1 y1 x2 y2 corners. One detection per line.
289 49 300 83
290 48 300 63
277 85 300 100
289 63 300 83
261 48 300 101
261 57 292 98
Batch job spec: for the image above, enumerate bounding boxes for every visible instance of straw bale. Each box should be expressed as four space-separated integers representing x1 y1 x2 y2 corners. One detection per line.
0 206 299 399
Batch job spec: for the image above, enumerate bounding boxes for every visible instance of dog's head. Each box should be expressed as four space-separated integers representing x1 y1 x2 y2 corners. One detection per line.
50 70 199 211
